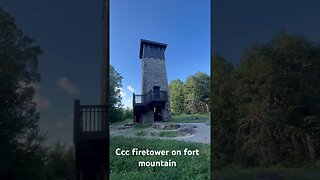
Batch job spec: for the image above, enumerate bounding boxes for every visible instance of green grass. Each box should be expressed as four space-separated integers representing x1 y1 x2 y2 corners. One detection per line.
110 136 210 180
171 114 210 123
135 131 148 136
213 167 320 180
110 114 210 126
133 123 149 129
159 131 179 137
110 118 132 126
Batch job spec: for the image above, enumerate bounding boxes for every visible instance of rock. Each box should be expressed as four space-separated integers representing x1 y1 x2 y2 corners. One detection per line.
179 127 195 136
152 123 165 130
118 126 130 130
164 124 180 130
192 116 199 120
124 123 134 126
150 131 157 136
153 123 180 130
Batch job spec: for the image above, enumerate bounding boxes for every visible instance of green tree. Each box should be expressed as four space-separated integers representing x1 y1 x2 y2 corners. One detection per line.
169 79 185 114
212 31 320 168
0 7 48 179
232 42 278 165
44 142 75 180
184 72 210 114
122 107 133 120
235 31 320 165
211 55 236 165
109 65 123 122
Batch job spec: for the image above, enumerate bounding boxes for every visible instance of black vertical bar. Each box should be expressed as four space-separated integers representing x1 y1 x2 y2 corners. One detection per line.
98 107 100 131
133 93 135 104
85 108 88 131
89 107 92 131
102 106 106 131
73 99 80 143
93 107 96 131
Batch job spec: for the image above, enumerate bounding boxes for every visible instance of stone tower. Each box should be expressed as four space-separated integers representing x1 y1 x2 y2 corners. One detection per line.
133 39 171 124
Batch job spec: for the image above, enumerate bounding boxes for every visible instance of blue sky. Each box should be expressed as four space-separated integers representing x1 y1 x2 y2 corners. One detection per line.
1 0 103 145
0 0 209 145
110 0 210 108
213 0 320 65
3 0 320 146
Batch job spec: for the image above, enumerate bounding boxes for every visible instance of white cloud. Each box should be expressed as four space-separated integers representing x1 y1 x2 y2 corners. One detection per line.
115 87 125 97
21 83 50 110
56 77 78 95
127 85 135 93
122 98 133 109
33 95 50 110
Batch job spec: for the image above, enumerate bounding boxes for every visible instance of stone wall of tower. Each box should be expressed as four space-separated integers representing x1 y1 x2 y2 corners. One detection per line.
141 57 171 122
142 58 168 94
142 110 154 125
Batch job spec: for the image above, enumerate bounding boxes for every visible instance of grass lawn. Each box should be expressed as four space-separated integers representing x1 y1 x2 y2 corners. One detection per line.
159 131 179 137
110 136 210 180
213 167 320 180
135 130 148 136
170 114 210 123
110 114 210 126
110 118 132 126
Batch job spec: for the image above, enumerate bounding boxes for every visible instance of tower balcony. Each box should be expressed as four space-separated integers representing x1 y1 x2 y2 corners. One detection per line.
73 100 108 143
133 90 168 108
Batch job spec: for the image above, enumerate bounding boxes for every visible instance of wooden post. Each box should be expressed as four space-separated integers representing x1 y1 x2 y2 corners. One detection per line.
133 93 135 104
74 99 80 143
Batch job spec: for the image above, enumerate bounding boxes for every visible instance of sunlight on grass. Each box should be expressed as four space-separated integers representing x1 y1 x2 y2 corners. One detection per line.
110 136 210 180
171 114 210 123
159 131 179 137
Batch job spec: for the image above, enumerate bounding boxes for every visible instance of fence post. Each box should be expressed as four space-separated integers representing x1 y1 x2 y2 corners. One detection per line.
133 93 135 105
102 105 107 131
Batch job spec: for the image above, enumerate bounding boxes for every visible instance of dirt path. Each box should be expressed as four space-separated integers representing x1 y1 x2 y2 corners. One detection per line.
110 122 210 144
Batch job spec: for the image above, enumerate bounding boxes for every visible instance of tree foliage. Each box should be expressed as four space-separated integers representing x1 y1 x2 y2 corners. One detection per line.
169 79 185 114
0 7 48 179
211 55 236 164
169 72 210 115
44 142 75 180
212 31 320 167
184 72 210 114
109 65 123 122
122 107 133 120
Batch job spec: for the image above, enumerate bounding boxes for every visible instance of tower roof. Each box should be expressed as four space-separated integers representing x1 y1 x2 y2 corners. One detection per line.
139 39 167 59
